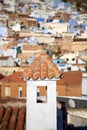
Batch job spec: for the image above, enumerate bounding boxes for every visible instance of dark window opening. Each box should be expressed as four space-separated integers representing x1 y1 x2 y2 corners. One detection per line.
57 61 60 64
66 58 69 61
20 90 22 97
72 58 75 61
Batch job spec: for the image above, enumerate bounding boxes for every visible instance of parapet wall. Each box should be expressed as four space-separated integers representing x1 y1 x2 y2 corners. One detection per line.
68 108 87 126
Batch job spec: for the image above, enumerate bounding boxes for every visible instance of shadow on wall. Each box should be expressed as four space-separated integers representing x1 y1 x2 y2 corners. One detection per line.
67 125 87 130
57 101 67 130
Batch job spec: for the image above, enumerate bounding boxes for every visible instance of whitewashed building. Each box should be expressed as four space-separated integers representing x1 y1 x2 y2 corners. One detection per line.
82 73 87 98
0 56 14 66
4 0 16 12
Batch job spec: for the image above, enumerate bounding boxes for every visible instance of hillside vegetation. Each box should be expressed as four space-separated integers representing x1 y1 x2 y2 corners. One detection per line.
62 0 87 11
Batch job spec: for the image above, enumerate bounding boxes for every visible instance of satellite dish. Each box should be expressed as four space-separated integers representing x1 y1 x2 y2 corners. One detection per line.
68 99 76 108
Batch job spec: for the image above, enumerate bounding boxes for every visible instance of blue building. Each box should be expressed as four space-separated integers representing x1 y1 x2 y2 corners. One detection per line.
52 0 62 8
52 59 65 66
0 25 7 37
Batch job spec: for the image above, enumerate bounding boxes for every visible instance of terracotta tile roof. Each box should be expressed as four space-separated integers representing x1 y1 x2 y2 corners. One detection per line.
24 53 63 80
1 72 25 83
0 105 26 130
57 71 82 86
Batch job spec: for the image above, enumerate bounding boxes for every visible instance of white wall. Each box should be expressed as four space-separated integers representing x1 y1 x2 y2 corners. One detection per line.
82 74 87 96
26 80 57 130
4 0 15 5
60 53 76 64
42 23 69 34
4 0 15 12
35 36 55 44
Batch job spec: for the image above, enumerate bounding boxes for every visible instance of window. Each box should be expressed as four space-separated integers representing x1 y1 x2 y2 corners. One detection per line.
57 61 60 64
37 86 47 103
66 58 69 61
5 87 10 96
67 67 71 71
19 87 22 98
72 58 75 61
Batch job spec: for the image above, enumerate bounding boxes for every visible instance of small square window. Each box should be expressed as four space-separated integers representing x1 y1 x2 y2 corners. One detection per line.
66 58 69 61
37 86 47 103
72 58 75 61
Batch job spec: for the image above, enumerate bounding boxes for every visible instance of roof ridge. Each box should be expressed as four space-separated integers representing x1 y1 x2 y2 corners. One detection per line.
41 58 48 79
33 57 41 79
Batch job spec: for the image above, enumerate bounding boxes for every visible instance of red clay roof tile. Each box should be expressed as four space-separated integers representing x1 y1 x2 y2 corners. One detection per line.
24 53 63 80
8 106 19 130
2 106 12 130
0 106 26 130
0 106 5 124
17 106 26 130
1 72 25 83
